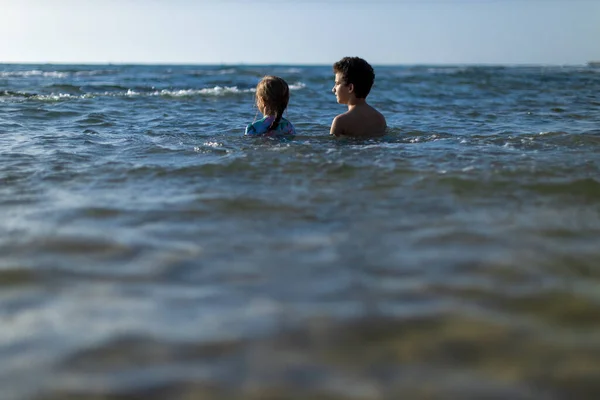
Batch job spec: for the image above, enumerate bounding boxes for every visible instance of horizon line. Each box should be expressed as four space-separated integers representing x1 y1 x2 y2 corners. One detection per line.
0 61 595 67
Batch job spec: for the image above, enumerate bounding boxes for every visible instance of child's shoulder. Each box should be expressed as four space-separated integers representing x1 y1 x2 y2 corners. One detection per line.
278 117 295 131
331 105 386 137
245 116 296 136
245 116 269 135
349 104 386 123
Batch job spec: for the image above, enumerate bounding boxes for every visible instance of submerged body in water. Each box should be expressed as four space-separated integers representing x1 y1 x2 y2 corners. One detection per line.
1 64 600 399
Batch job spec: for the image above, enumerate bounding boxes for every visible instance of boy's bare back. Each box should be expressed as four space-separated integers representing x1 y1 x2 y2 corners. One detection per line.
331 103 387 138
329 57 387 138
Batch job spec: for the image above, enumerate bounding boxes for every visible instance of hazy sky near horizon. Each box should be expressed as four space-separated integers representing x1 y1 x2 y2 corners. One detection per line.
1 0 599 65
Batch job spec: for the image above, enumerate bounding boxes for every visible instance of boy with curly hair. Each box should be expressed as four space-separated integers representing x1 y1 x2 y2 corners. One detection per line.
330 57 387 138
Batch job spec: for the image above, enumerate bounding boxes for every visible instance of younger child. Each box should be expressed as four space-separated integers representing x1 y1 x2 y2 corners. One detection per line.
330 57 387 138
245 76 296 137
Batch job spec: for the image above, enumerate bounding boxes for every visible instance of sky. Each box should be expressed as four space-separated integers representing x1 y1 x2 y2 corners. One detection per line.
1 0 599 65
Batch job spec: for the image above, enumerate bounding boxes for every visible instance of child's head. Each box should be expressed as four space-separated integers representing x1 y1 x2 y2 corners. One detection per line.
332 57 375 101
255 76 290 130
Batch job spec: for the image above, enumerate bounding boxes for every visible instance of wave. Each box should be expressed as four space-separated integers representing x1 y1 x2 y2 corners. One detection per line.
186 68 238 76
0 88 246 101
0 92 92 101
0 70 69 78
486 131 600 148
156 86 253 97
273 67 303 74
0 69 120 78
45 84 84 94
0 90 37 98
422 67 471 75
80 84 135 92
73 69 120 77
289 82 306 90
0 82 307 102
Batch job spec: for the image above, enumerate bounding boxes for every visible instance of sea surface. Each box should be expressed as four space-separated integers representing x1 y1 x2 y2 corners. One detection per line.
1 64 600 400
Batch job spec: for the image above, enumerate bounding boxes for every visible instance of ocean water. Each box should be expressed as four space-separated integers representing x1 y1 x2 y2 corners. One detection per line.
1 63 600 400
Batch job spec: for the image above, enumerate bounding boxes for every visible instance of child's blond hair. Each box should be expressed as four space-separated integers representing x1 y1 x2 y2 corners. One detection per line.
256 76 290 131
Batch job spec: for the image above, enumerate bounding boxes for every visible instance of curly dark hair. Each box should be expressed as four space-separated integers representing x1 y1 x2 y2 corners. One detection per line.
333 57 375 99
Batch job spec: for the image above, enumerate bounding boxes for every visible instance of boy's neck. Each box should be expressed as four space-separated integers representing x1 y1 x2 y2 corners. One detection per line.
347 97 367 109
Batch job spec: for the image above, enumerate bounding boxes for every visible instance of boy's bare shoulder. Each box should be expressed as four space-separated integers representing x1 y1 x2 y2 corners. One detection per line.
330 112 351 136
333 105 386 138
368 106 387 127
333 110 354 125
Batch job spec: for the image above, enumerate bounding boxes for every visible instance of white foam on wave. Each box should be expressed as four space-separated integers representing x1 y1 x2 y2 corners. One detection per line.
154 86 254 97
29 93 93 101
32 92 122 101
0 70 69 78
73 70 117 77
0 69 119 79
210 68 237 75
40 93 76 100
185 68 237 76
4 83 306 102
425 67 469 75
289 82 306 90
275 67 303 74
202 141 224 147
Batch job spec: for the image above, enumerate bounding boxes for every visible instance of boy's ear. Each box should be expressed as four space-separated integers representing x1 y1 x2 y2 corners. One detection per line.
348 83 355 93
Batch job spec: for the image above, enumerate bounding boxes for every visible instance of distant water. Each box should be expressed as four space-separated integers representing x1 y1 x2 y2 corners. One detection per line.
1 64 600 400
